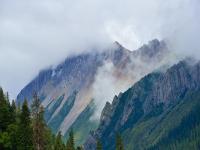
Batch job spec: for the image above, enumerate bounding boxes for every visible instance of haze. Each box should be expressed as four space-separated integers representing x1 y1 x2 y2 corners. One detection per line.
0 0 199 99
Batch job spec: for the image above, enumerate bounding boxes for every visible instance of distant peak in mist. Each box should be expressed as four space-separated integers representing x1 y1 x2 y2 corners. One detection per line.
114 41 124 48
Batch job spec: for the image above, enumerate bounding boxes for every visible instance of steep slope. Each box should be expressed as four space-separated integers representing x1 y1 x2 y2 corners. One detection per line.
84 60 200 150
16 39 170 144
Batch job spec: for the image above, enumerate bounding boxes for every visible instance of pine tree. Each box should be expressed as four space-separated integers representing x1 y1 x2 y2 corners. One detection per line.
0 88 18 150
44 128 55 150
0 88 11 132
17 100 33 150
31 93 50 150
0 87 5 103
66 129 75 150
0 89 58 150
96 139 102 150
76 146 84 150
7 123 18 150
55 131 65 150
116 133 124 150
9 100 16 124
0 131 11 149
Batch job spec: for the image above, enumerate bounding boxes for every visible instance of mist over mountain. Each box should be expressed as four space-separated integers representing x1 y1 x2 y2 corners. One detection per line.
16 39 172 144
1 0 200 100
1 0 200 149
84 59 200 150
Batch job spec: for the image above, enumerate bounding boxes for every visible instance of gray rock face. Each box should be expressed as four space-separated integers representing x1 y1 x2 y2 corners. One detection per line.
145 60 200 111
84 60 200 150
16 39 169 140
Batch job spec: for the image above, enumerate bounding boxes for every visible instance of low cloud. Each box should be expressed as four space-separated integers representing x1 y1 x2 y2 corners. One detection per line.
90 62 131 120
0 0 200 99
90 47 176 120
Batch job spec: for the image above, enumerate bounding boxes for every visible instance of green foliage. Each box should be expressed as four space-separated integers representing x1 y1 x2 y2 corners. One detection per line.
0 132 11 149
32 93 54 150
96 139 102 150
0 87 67 150
17 100 33 150
123 91 200 150
55 131 65 150
148 92 200 150
76 146 84 150
116 133 124 150
0 87 13 132
66 129 75 150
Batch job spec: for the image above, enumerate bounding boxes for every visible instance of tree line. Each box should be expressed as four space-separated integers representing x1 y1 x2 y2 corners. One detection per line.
0 87 81 150
96 133 124 150
0 87 124 150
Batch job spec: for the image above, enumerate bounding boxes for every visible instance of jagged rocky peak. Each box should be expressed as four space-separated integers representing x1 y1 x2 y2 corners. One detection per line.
84 59 200 150
100 102 112 122
17 39 167 102
114 41 124 49
146 59 200 108
17 39 170 145
135 39 167 59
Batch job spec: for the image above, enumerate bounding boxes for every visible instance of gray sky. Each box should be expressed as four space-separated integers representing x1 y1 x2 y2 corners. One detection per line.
0 0 200 99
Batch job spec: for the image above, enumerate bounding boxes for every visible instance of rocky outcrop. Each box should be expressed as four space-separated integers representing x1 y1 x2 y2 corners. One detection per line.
84 59 200 150
16 39 169 144
144 60 200 112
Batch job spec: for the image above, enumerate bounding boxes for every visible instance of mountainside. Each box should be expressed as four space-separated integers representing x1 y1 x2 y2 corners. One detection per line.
84 60 200 150
16 39 170 145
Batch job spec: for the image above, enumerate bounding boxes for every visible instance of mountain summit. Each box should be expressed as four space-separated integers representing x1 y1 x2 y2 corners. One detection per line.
16 39 170 144
84 59 200 150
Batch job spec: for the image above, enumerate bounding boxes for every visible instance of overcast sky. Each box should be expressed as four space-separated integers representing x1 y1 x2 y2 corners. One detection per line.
0 0 200 99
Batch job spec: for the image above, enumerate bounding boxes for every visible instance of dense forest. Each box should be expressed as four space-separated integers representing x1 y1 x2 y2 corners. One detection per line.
0 87 124 150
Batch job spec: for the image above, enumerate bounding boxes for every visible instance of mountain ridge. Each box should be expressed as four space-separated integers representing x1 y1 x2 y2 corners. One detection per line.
84 59 200 150
16 39 170 145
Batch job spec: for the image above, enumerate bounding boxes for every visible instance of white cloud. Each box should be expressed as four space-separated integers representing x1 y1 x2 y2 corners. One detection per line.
105 21 142 50
0 0 199 99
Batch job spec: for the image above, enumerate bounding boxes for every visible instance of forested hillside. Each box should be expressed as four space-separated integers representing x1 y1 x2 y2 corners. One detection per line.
0 87 82 150
84 60 200 150
1 61 200 150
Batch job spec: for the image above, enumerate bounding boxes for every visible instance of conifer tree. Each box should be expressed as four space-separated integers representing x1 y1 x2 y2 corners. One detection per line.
31 93 50 150
76 146 84 150
55 131 65 150
7 123 18 150
9 100 16 124
17 100 33 150
96 139 102 150
116 133 124 150
0 88 11 132
66 129 75 150
0 89 56 150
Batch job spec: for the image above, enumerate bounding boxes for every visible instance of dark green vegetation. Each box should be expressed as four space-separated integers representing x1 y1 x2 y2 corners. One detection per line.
0 87 80 150
115 134 124 150
89 87 200 150
2 60 200 150
96 133 124 150
96 139 102 150
147 91 200 150
84 61 200 150
124 91 200 150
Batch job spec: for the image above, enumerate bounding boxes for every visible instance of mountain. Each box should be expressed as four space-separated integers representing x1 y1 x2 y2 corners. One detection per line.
16 39 170 145
84 59 200 150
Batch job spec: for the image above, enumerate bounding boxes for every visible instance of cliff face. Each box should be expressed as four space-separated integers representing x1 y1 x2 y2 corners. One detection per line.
16 39 169 144
84 60 200 150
